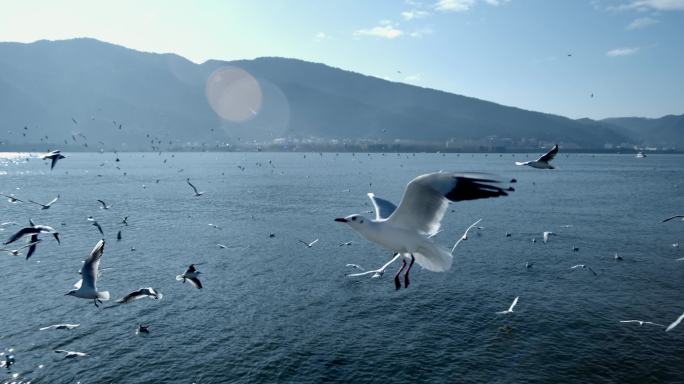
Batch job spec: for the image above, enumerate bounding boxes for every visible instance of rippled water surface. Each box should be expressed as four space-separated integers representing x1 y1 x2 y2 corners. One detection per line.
0 152 683 383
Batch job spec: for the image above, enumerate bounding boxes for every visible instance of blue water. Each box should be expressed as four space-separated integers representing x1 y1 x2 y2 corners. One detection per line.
0 152 682 383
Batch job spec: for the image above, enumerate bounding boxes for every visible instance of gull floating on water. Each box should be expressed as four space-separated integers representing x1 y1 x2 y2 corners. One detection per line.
516 144 558 169
116 287 163 304
496 296 519 315
298 238 319 248
176 264 203 289
43 150 66 170
39 324 80 331
570 264 597 276
619 320 664 327
65 239 110 307
187 178 204 197
337 172 512 289
54 350 86 359
666 311 684 332
27 195 59 210
137 324 150 334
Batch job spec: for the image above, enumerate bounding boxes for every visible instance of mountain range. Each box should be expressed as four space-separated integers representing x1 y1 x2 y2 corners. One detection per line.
0 38 681 151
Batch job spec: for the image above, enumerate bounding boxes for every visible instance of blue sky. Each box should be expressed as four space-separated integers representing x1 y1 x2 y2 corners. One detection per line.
0 0 682 119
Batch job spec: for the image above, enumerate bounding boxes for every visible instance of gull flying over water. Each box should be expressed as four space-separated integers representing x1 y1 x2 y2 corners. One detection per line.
92 221 105 237
0 240 41 258
39 324 80 331
97 200 112 210
43 150 66 170
176 264 203 289
570 264 597 276
336 172 512 289
4 221 60 247
666 312 684 332
1 193 24 204
662 215 684 223
298 238 319 248
497 296 519 315
186 178 204 197
543 231 556 244
65 239 110 307
516 144 558 169
27 195 59 209
619 320 664 327
54 350 86 359
116 287 163 304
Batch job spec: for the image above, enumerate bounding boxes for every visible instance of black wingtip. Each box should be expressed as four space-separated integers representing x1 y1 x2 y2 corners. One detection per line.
446 176 514 202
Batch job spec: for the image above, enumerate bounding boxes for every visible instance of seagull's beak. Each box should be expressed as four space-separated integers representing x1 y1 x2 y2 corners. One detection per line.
334 218 348 223
53 233 61 244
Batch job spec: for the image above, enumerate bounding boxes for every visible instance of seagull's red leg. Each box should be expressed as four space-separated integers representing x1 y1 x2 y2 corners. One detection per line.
404 254 415 288
394 258 407 291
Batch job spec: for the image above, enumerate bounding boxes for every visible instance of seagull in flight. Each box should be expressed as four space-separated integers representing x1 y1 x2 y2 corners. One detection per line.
336 172 512 289
662 215 684 223
543 231 556 244
570 264 597 276
176 264 203 289
92 221 105 237
65 239 110 307
39 324 80 331
43 150 66 170
619 320 664 327
116 287 163 304
516 144 559 169
298 238 319 248
54 350 87 359
666 312 684 332
186 178 204 197
27 195 59 209
0 193 24 204
121 216 129 226
0 240 42 257
97 200 112 210
496 296 519 315
4 221 60 247
137 324 150 334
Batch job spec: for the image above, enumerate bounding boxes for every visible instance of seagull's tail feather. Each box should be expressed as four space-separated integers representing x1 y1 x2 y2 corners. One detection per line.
414 243 453 272
175 275 184 281
97 291 110 301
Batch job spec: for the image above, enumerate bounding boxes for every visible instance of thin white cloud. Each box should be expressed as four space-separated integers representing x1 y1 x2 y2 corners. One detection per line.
433 0 510 12
606 47 640 56
404 73 422 83
401 10 430 20
354 25 404 39
434 0 476 12
409 27 434 37
314 32 328 42
620 0 684 11
626 16 659 29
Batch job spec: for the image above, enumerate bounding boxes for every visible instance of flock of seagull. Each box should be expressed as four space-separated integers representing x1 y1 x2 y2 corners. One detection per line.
1 141 682 373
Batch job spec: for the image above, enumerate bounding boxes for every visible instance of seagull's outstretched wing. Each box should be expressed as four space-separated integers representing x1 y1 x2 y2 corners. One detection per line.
187 179 200 194
508 296 519 312
82 239 105 291
666 312 684 332
662 215 684 223
26 199 47 208
97 200 107 209
3 227 38 245
537 144 559 163
117 289 145 304
45 195 59 207
387 172 511 236
50 156 59 170
187 277 203 289
367 193 397 220
25 235 40 260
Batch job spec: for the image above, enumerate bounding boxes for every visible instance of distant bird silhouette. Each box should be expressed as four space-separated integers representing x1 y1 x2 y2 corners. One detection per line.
516 145 559 169
186 178 204 196
42 150 66 170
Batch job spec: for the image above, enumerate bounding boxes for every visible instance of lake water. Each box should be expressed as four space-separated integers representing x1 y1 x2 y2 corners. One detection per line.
1 152 683 383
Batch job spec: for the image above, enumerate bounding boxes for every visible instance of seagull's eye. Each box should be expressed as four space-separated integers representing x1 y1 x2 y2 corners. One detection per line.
360 220 364 223
352 217 357 221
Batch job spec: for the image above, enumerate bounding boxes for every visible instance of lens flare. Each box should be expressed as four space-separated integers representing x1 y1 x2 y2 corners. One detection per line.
205 66 262 122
